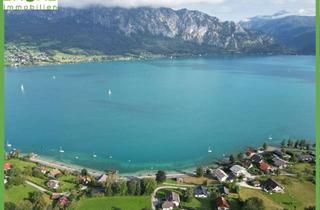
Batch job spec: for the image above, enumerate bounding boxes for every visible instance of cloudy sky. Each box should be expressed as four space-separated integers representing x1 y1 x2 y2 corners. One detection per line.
60 0 315 21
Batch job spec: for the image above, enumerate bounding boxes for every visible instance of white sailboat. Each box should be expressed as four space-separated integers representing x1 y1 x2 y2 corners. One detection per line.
75 156 79 160
268 135 273 140
93 153 97 158
52 75 56 80
208 146 212 153
6 141 12 148
108 89 112 96
59 146 65 153
20 84 25 93
109 155 113 159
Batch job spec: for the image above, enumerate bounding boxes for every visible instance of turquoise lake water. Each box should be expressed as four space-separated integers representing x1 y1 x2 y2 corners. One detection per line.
5 56 315 173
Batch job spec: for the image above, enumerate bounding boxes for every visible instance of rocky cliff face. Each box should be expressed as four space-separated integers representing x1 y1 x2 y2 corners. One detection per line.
5 7 286 55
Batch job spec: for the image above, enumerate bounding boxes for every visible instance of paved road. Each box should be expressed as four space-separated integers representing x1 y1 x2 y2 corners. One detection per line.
25 180 48 193
151 186 187 210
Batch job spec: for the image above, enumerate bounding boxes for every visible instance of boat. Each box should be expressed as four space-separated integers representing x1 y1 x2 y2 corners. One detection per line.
268 135 273 140
93 153 97 158
6 141 12 147
128 159 131 163
208 146 212 153
109 155 113 159
59 147 64 153
75 156 79 160
20 84 25 93
52 75 56 80
108 89 112 96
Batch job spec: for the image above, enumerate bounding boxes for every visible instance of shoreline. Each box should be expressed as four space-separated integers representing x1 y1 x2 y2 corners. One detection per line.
28 155 194 179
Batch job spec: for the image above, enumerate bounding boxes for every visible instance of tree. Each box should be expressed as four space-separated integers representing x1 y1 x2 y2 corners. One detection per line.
135 180 142 195
118 180 128 195
104 183 113 196
5 202 17 210
17 200 33 210
287 139 292 148
305 206 315 210
281 140 286 148
8 176 25 186
155 170 166 184
127 180 137 195
141 178 156 195
242 197 265 210
229 155 235 164
81 168 88 177
196 167 204 177
294 140 299 148
29 191 48 210
183 188 194 202
237 153 244 162
262 143 267 150
111 182 121 195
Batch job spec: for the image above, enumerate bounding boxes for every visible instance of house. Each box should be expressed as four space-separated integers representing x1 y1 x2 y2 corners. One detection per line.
218 185 229 195
47 180 60 190
58 196 69 207
241 161 253 169
216 196 230 210
194 185 209 198
166 192 180 207
48 169 61 178
245 149 255 158
273 150 291 160
251 154 263 164
161 201 174 210
32 166 47 174
259 161 271 173
264 178 284 193
175 177 184 183
230 165 247 177
212 168 228 182
51 192 70 200
4 162 12 171
78 176 92 185
272 157 288 169
96 174 108 184
226 173 236 182
298 154 315 162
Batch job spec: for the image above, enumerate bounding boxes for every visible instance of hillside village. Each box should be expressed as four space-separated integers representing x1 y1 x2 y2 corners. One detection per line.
4 139 316 210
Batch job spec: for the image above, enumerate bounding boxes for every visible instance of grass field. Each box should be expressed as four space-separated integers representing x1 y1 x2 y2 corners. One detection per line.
75 196 151 210
4 184 36 203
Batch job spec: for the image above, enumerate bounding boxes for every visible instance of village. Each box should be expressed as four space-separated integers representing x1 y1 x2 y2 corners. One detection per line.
4 139 316 210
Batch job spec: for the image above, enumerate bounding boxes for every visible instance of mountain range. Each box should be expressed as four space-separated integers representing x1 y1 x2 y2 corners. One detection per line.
240 10 315 54
4 7 315 66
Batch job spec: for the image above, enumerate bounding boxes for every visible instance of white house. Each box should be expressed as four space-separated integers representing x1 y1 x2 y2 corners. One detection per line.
229 165 247 177
212 168 228 182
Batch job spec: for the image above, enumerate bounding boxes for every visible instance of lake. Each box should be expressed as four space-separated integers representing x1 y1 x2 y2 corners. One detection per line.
5 55 315 173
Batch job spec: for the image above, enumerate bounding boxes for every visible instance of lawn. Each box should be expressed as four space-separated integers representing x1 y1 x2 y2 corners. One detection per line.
8 158 37 170
74 196 151 210
239 188 283 210
180 198 213 210
4 184 36 203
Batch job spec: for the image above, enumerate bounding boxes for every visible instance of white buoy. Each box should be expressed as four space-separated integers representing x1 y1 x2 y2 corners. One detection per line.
108 89 112 96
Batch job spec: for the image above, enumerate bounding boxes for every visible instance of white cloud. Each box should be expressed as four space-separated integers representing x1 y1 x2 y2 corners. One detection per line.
60 0 225 9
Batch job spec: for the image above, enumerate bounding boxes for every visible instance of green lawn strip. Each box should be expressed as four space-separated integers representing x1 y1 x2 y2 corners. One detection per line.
180 198 213 210
74 196 151 210
9 158 37 170
4 184 36 203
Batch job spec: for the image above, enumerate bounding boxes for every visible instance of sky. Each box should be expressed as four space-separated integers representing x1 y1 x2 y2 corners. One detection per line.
60 0 315 21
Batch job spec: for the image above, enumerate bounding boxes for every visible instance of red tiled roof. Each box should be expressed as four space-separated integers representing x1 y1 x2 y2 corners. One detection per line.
216 196 230 208
4 162 12 170
259 161 270 172
59 196 69 206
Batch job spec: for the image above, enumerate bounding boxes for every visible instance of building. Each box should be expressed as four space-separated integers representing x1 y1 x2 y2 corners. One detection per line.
166 192 180 207
58 196 69 207
298 154 315 162
4 162 12 171
48 169 61 178
96 174 108 184
272 157 288 169
259 161 271 173
251 154 263 164
161 201 174 210
230 165 247 177
194 185 209 198
264 178 284 193
218 185 229 195
212 168 228 182
216 196 230 210
47 180 60 190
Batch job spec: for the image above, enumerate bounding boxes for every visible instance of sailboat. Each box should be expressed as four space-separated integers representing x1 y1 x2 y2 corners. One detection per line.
75 156 79 160
108 89 112 96
52 75 56 80
92 153 97 158
268 135 273 140
6 141 12 148
59 146 65 153
20 84 25 93
208 146 212 153
109 155 113 159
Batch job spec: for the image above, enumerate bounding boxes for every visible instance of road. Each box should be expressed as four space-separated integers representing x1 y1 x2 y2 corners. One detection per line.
25 180 48 192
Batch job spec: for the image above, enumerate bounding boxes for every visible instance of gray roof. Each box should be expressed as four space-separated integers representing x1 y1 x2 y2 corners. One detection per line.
272 157 288 167
230 165 246 173
162 201 174 208
166 192 180 203
212 168 228 180
194 185 208 196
